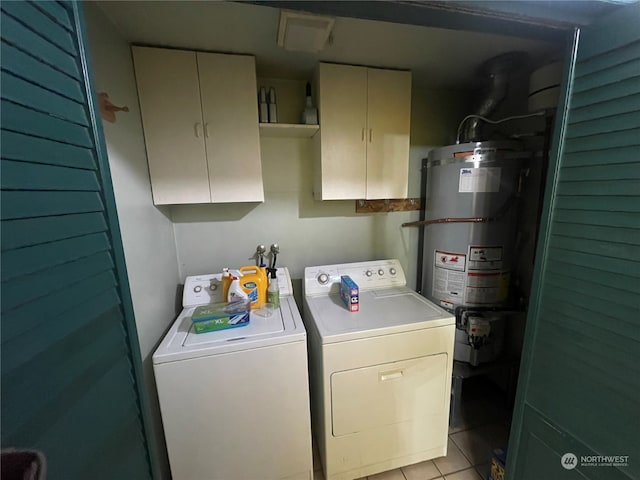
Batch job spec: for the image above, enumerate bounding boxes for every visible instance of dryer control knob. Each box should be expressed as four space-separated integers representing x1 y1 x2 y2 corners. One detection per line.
366 270 373 277
378 269 385 276
194 285 202 293
318 273 329 285
390 268 397 275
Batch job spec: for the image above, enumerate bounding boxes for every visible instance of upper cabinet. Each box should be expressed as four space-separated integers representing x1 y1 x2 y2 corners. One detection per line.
314 63 411 200
132 46 264 205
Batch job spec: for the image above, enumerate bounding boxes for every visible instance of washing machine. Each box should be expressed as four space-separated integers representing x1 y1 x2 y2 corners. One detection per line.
303 260 455 480
153 268 313 480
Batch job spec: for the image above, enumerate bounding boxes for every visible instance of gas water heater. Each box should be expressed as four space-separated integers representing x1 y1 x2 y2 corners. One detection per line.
422 141 531 365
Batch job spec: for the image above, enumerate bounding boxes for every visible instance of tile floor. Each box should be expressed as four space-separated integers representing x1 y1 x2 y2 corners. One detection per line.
313 377 512 480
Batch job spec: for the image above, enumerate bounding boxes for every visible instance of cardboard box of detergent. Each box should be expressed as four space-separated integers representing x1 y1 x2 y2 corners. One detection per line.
340 275 359 312
190 300 250 334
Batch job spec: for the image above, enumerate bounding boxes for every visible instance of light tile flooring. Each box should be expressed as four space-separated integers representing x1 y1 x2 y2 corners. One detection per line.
313 377 511 480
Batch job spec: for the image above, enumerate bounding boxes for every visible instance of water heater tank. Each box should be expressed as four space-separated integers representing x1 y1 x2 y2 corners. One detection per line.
421 141 530 312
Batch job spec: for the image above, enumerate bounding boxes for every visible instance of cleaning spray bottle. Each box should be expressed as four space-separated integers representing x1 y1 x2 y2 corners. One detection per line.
267 268 279 308
227 276 249 302
222 268 232 300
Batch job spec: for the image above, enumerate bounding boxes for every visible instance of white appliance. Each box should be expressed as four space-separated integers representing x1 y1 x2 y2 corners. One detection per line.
153 268 313 480
303 260 455 480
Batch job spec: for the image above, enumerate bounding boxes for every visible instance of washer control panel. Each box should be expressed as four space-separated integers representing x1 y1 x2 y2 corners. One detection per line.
305 259 406 295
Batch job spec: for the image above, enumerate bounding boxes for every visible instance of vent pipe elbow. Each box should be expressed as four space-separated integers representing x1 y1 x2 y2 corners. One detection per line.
462 52 528 143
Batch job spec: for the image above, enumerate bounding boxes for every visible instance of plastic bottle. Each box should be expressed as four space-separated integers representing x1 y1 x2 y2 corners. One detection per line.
222 268 232 300
238 266 266 309
227 276 249 302
267 269 280 308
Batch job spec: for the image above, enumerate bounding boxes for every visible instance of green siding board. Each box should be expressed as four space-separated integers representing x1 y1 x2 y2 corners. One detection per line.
545 271 639 310
1 159 99 191
1 213 106 251
33 361 141 479
555 179 639 196
542 285 637 331
562 145 640 167
1 286 120 374
1 232 110 281
546 260 638 292
540 300 638 347
571 76 640 109
574 39 640 78
558 161 640 182
2 271 120 343
547 246 639 278
0 43 84 103
555 209 638 228
1 100 92 148
0 11 79 80
572 58 640 94
565 111 640 139
1 252 114 312
551 223 640 246
1 191 103 220
554 196 640 212
549 234 639 261
1 71 88 127
567 94 640 125
2 1 77 56
33 0 73 32
2 309 122 440
1 129 95 170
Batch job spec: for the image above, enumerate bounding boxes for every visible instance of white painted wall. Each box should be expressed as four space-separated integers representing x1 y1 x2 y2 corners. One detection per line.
84 4 179 478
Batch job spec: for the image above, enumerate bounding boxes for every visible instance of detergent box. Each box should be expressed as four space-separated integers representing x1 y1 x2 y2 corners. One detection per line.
340 275 359 312
191 300 250 334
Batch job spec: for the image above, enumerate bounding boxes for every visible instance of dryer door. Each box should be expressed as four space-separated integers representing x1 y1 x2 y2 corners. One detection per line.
331 354 448 439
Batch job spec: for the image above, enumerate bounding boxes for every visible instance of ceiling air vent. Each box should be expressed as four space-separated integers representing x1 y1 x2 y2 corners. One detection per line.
277 10 335 53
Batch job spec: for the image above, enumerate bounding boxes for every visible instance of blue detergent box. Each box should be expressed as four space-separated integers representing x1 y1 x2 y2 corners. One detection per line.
340 275 359 312
191 300 250 334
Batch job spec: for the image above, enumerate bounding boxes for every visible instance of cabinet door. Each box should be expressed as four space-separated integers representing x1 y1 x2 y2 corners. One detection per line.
197 53 264 203
317 63 368 200
366 68 411 199
132 47 210 204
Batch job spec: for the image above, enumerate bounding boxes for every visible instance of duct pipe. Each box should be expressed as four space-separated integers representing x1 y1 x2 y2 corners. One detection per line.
461 52 527 142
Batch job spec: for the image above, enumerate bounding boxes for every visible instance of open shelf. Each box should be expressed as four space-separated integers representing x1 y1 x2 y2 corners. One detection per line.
259 123 319 138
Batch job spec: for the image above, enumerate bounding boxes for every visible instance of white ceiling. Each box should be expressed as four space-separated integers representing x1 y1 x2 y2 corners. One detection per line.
94 1 562 89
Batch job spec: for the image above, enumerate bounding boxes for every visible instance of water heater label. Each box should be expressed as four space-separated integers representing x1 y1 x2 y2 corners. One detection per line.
459 167 501 193
468 246 503 270
433 251 466 304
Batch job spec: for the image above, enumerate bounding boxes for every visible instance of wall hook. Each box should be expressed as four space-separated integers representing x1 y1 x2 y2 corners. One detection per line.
98 92 129 123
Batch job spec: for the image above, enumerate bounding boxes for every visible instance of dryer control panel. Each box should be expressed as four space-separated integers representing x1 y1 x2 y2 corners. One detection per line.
305 259 406 295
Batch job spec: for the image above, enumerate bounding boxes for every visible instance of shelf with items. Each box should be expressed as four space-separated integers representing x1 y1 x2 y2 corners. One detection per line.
256 77 319 138
259 122 319 138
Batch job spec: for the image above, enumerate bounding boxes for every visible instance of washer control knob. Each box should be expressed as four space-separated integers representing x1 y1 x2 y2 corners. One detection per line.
318 273 329 285
366 270 373 277
194 286 202 293
390 267 397 275
378 269 385 276
209 283 218 291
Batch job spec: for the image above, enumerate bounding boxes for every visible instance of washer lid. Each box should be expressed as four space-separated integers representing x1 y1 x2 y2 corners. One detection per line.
153 297 305 364
305 287 454 343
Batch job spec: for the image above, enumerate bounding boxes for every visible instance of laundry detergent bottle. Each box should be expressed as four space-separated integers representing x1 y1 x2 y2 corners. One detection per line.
238 266 266 309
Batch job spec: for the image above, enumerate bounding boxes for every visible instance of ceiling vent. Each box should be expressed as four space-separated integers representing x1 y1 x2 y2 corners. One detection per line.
277 10 335 53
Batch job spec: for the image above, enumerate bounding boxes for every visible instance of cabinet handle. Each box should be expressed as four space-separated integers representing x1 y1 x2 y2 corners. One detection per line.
194 122 203 138
361 128 365 142
205 123 210 138
369 128 373 143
